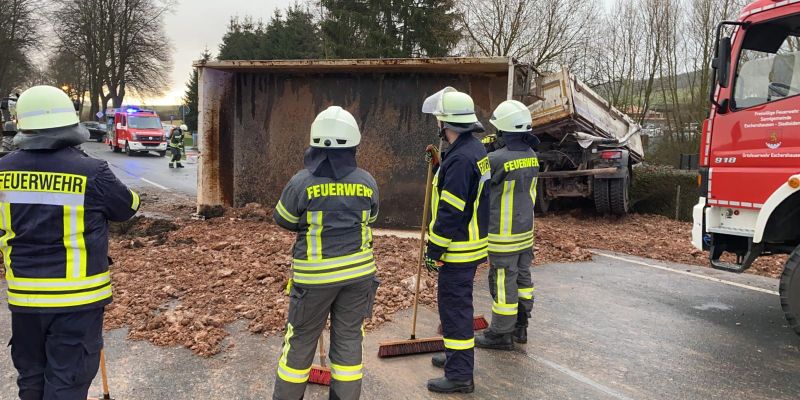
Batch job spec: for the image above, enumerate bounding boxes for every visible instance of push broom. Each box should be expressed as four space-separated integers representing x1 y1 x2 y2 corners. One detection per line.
378 145 445 358
309 333 332 385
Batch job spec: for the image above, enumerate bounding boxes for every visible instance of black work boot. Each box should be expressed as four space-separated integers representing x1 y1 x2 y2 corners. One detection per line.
514 311 529 344
177 163 184 168
427 377 474 394
475 329 514 350
431 353 445 368
168 162 174 168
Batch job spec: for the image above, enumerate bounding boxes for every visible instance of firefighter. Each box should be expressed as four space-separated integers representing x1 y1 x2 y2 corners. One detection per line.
1 85 140 399
422 87 489 394
272 106 380 400
475 100 540 350
167 125 186 168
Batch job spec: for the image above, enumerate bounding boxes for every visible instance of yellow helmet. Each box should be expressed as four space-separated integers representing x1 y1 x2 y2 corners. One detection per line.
422 87 478 124
16 86 79 131
310 106 361 148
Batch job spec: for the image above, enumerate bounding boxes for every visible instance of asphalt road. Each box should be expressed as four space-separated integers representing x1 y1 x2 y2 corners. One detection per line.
2 251 798 399
81 141 198 197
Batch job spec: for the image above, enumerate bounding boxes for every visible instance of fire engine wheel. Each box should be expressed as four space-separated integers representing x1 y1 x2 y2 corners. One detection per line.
593 178 611 215
780 245 800 336
158 151 166 157
609 177 630 215
125 142 136 157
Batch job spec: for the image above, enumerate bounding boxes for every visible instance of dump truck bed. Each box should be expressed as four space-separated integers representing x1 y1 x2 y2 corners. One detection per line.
528 68 644 162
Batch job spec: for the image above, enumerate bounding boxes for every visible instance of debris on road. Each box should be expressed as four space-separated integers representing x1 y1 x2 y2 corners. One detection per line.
3 194 785 357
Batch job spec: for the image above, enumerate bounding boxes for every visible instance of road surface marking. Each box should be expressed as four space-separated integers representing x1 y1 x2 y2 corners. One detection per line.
140 178 169 191
592 251 779 296
527 354 636 400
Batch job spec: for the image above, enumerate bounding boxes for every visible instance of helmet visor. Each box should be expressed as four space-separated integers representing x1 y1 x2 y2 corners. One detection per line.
421 87 457 115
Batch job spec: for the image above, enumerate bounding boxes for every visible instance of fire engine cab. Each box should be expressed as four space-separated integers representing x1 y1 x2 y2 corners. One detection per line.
693 0 800 336
107 107 167 157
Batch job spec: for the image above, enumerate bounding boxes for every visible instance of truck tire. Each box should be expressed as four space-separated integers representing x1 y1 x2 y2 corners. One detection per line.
594 179 611 215
125 142 135 157
158 151 166 157
780 246 800 336
609 177 630 215
535 179 551 214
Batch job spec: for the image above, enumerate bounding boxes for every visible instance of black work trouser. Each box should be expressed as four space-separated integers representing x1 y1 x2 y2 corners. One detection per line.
9 307 104 400
438 262 479 382
169 146 182 163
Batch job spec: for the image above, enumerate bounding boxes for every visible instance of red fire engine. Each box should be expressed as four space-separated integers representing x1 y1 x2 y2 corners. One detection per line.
106 107 167 157
693 0 800 335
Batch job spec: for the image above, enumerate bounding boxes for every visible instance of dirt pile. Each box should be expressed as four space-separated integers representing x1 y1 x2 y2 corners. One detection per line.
105 205 430 356
534 213 787 277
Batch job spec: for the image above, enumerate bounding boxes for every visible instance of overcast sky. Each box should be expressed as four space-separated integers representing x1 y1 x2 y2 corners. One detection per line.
132 0 284 105
138 0 616 105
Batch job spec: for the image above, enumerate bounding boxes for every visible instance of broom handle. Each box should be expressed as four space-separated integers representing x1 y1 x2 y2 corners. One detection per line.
100 349 111 399
318 333 327 367
410 154 435 340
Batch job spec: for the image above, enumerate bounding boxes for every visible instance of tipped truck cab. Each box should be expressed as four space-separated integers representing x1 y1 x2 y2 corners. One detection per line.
107 107 167 157
693 0 800 335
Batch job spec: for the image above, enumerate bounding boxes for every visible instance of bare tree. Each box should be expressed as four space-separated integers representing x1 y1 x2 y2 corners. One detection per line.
458 0 597 70
0 0 42 95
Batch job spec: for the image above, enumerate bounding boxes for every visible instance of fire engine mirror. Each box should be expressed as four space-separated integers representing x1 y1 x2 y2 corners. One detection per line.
715 37 732 88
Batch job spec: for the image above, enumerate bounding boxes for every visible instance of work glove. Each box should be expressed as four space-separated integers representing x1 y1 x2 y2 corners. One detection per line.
425 256 444 273
425 144 441 167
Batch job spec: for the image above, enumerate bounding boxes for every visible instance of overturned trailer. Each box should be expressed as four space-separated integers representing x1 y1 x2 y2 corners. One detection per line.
194 57 529 226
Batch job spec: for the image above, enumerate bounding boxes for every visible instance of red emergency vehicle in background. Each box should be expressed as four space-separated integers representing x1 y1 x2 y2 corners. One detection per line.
693 0 800 335
106 107 167 157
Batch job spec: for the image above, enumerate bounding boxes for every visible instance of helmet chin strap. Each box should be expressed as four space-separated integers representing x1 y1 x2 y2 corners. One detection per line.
436 120 447 141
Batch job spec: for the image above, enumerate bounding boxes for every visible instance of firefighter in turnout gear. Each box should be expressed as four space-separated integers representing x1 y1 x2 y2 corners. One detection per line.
272 106 380 400
167 125 186 168
422 87 489 394
1 86 140 399
476 100 539 350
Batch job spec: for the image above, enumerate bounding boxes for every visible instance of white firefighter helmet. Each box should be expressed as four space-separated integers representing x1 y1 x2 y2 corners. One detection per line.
180 124 189 132
490 100 532 133
422 87 478 124
16 86 80 131
310 106 361 148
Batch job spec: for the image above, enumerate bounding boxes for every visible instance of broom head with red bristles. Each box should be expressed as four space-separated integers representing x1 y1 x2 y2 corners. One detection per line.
308 365 331 386
377 337 444 358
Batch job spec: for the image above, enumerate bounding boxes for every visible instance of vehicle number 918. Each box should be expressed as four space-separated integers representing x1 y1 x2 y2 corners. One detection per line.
715 157 737 164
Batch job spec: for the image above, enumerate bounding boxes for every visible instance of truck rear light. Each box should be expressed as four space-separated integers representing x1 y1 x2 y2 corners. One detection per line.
698 174 702 187
789 177 800 189
600 151 622 160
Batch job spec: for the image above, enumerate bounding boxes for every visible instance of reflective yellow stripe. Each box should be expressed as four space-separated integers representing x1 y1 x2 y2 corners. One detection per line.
277 323 311 383
293 262 376 285
498 268 506 304
440 190 466 211
500 180 515 236
0 202 15 280
63 205 87 279
330 363 363 382
368 211 378 224
7 285 112 308
518 287 534 300
361 210 370 250
440 248 487 263
306 211 323 260
448 238 488 251
276 201 299 224
488 230 534 242
428 231 452 248
492 302 519 316
293 249 374 270
530 177 538 205
130 190 140 211
443 337 475 350
468 180 485 241
7 272 111 292
488 238 534 253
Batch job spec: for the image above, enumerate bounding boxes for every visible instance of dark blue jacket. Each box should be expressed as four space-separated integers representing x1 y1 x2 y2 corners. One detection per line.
0 147 139 313
427 134 490 264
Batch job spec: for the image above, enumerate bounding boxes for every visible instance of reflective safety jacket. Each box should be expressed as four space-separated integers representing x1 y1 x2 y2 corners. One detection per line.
168 131 185 149
0 147 140 313
487 145 539 255
427 134 490 264
273 168 379 287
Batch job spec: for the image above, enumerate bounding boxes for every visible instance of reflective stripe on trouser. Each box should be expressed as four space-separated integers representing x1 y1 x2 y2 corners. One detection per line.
438 263 478 382
488 249 533 333
273 277 376 400
10 308 104 400
516 249 534 324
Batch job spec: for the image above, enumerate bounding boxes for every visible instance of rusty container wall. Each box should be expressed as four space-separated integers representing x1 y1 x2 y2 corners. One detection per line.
201 63 509 228
197 67 236 217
